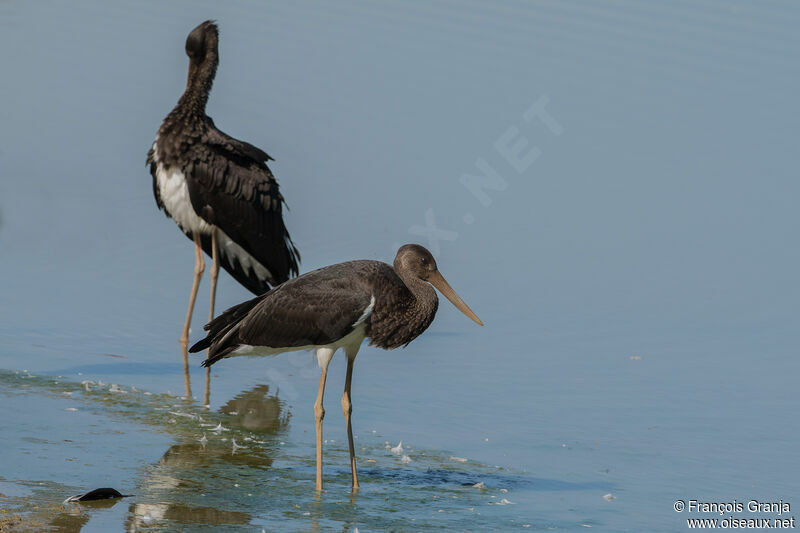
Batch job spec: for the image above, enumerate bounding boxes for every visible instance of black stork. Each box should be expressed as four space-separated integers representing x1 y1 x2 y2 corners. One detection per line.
147 21 300 382
190 244 483 490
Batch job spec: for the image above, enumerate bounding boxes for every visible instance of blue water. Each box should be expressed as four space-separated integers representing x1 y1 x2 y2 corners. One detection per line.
1 1 798 531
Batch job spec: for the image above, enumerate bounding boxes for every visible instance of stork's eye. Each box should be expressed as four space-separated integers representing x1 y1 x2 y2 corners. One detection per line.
420 257 427 264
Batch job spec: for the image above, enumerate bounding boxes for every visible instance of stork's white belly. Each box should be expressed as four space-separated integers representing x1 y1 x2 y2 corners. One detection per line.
232 319 370 359
152 141 273 281
155 162 212 235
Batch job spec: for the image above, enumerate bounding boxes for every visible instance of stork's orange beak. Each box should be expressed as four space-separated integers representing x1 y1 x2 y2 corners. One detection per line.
428 271 483 326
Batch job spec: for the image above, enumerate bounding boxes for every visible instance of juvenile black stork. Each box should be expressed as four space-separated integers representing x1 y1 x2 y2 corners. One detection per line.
147 21 300 372
190 244 483 490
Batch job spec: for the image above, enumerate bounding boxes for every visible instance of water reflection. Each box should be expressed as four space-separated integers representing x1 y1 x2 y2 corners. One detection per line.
178 344 211 406
50 500 120 532
125 502 250 531
219 384 291 433
124 383 289 530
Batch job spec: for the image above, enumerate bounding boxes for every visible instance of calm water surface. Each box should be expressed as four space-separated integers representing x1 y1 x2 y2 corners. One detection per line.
1 1 798 531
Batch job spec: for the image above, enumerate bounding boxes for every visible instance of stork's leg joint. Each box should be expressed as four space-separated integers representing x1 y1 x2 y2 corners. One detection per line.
341 393 352 416
314 401 325 422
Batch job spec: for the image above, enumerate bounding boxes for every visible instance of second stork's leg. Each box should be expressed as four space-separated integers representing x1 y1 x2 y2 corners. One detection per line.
314 348 335 491
342 347 360 490
180 234 205 347
204 228 219 407
178 234 204 399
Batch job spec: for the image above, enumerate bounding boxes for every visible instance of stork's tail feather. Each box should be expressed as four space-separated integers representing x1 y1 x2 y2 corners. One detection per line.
188 293 266 362
188 337 212 354
200 352 228 367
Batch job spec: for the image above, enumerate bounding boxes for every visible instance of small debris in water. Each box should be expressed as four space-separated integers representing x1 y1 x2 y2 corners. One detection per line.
449 456 468 463
390 441 404 455
400 455 412 464
366 459 376 463
603 493 615 501
494 498 514 505
472 482 486 489
499 488 508 493
64 407 78 412
630 355 642 360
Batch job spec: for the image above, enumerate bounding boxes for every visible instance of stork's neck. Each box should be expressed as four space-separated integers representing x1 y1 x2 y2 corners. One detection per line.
396 270 439 326
176 55 218 118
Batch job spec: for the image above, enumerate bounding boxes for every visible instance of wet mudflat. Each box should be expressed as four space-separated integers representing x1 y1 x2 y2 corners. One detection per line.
1 0 799 531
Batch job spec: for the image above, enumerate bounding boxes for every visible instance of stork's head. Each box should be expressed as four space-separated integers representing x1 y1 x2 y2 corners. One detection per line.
394 244 483 326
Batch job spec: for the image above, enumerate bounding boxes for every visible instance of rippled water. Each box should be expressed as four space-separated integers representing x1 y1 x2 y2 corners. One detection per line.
1 1 798 531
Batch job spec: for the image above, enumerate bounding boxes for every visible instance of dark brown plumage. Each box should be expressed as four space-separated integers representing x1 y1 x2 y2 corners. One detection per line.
188 244 483 491
190 257 438 364
147 20 299 294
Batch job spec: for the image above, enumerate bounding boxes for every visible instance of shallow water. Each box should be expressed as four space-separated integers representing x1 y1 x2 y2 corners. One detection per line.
1 1 799 531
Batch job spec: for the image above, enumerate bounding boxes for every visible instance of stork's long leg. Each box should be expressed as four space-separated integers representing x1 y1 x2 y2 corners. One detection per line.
342 347 360 490
204 228 219 407
180 344 192 398
208 228 219 321
314 348 335 491
180 234 205 347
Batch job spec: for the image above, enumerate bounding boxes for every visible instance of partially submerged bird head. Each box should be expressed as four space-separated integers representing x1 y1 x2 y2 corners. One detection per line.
394 244 483 326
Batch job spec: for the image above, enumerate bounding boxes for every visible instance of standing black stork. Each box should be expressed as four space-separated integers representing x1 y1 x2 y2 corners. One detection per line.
147 21 299 395
189 244 482 490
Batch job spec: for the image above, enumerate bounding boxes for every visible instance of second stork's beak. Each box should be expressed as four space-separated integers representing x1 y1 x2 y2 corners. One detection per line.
428 271 484 326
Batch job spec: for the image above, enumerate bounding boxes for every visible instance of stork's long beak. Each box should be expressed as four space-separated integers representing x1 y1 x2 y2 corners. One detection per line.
428 271 483 326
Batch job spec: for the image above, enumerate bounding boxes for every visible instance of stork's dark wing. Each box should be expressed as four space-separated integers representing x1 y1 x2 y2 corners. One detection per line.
186 123 300 293
191 262 374 365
